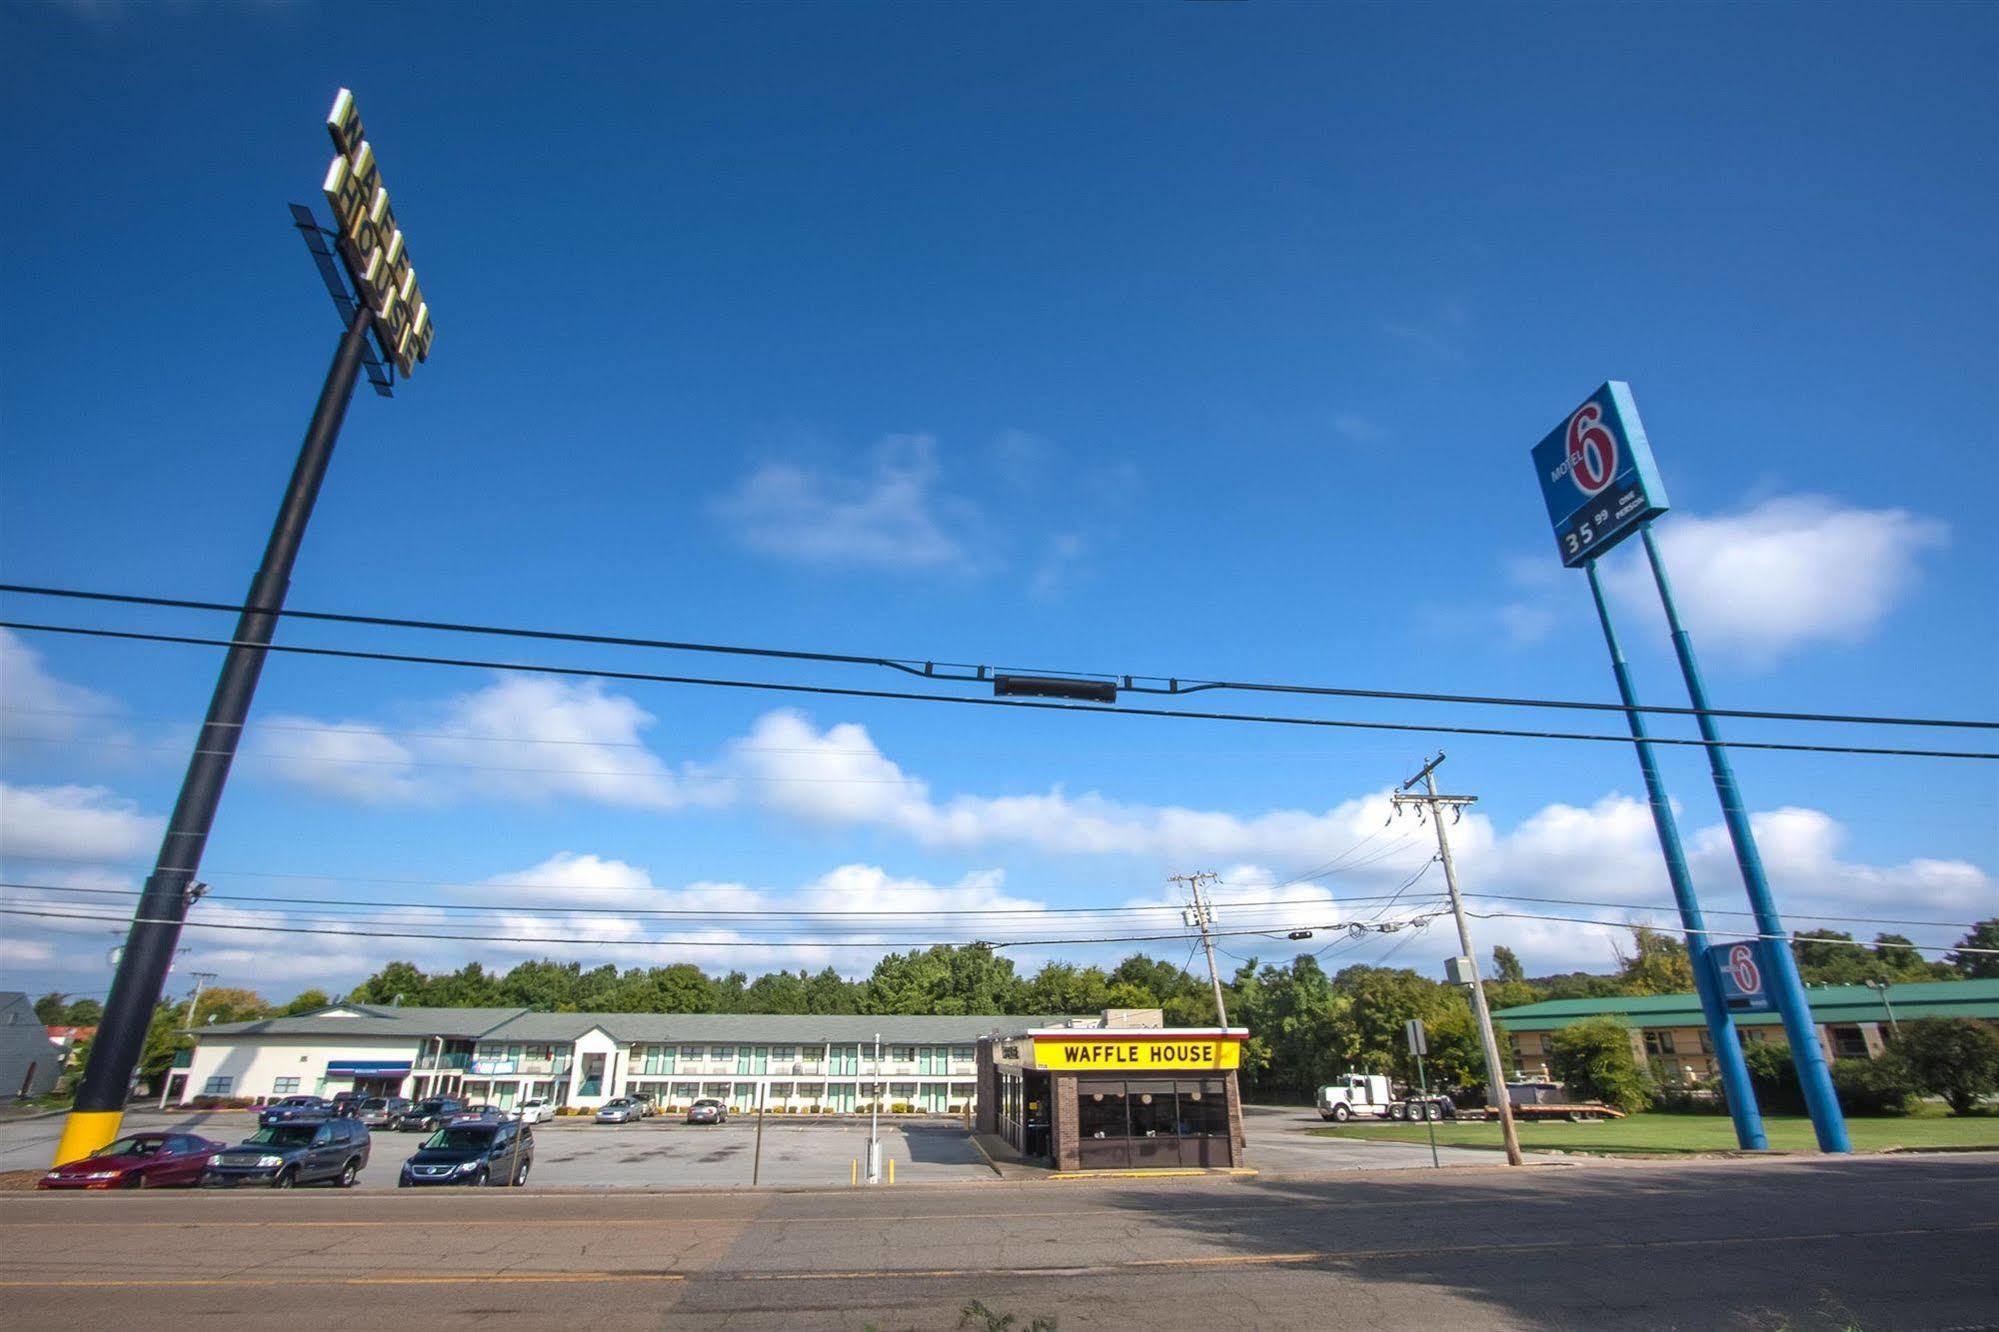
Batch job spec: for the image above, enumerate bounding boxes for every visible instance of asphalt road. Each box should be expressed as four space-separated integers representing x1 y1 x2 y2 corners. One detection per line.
3 1152 1993 1329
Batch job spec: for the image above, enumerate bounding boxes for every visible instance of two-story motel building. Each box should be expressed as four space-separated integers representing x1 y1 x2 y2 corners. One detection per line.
169 1003 1027 1114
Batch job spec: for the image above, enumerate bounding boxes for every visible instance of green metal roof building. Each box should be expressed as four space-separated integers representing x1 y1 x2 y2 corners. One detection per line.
1492 978 1999 1082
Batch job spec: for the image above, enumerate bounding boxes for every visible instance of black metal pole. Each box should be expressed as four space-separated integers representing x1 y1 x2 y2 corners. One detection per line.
54 303 376 1164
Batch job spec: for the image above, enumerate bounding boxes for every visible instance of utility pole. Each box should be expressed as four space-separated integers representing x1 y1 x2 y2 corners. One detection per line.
866 1032 882 1183
1391 754 1522 1167
1171 872 1230 1027
183 972 219 1033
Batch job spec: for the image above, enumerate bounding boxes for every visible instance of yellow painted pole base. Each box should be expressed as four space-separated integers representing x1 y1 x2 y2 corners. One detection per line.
52 1110 125 1167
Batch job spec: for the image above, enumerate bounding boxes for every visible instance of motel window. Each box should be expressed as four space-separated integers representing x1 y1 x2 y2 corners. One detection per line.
1698 1030 1713 1053
713 1047 734 1061
771 1046 797 1062
202 1077 232 1095
1643 1031 1677 1056
681 1046 703 1061
892 1045 915 1062
272 1077 300 1095
951 1046 973 1062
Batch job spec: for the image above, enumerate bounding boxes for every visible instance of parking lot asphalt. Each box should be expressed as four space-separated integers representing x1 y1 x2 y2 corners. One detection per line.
4 1102 1490 1191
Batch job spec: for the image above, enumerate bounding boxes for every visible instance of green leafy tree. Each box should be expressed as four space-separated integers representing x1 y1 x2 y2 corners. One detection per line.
277 989 331 1016
739 970 811 1014
1741 1041 1805 1114
1614 927 1694 995
1546 1016 1653 1111
34 993 67 1025
1019 962 1112 1016
1946 919 1999 979
1895 1017 1999 1115
1492 946 1526 984
864 945 1022 1016
350 961 434 1007
803 967 863 1014
1829 1054 1914 1116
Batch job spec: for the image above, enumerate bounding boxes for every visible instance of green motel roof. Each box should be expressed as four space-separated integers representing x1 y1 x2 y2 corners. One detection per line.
1491 978 1999 1032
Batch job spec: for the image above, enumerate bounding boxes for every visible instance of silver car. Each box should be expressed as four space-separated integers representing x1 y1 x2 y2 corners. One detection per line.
594 1098 640 1124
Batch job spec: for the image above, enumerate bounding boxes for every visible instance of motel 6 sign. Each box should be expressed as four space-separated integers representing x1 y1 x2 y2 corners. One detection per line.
1531 381 1670 568
1709 939 1776 1014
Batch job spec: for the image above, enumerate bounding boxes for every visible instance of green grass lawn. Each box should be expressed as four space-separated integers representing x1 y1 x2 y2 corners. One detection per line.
1308 1106 1999 1155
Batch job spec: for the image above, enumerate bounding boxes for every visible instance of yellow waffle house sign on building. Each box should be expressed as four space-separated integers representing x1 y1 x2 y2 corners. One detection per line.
977 1011 1250 1171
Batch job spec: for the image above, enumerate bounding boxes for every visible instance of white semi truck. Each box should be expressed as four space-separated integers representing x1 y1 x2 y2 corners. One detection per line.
1315 1073 1456 1122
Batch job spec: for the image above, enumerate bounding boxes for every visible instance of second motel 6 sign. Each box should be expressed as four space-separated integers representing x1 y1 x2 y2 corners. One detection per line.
322 89 435 377
1531 381 1669 568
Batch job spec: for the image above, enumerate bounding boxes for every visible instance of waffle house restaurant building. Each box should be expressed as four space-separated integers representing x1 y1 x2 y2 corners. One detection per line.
978 1012 1249 1171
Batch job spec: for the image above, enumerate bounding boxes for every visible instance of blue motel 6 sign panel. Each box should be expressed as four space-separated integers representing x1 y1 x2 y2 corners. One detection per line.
1531 381 1671 568
1709 940 1776 1014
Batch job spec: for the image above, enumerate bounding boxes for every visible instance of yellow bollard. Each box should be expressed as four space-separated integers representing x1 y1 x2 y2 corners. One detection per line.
888 1156 895 1185
851 1158 858 1187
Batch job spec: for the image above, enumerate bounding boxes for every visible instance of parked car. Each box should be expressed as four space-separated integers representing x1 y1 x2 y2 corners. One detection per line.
38 1133 226 1190
205 1118 370 1189
357 1096 412 1128
396 1097 468 1132
399 1121 534 1187
450 1106 507 1125
685 1098 728 1125
594 1098 641 1124
514 1099 555 1124
259 1095 333 1127
628 1091 658 1118
330 1091 363 1118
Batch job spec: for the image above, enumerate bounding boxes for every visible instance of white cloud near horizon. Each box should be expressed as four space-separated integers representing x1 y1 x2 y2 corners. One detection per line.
249 676 733 810
0 782 163 862
0 629 124 744
1602 496 1948 663
711 433 984 573
1494 496 1946 663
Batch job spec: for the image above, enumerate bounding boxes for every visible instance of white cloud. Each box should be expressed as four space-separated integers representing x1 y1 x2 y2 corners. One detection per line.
0 782 163 861
728 709 1447 869
711 434 983 572
0 628 123 743
1600 496 1947 663
250 676 732 810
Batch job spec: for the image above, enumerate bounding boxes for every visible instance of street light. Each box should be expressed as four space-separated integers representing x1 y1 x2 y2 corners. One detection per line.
1863 978 1900 1038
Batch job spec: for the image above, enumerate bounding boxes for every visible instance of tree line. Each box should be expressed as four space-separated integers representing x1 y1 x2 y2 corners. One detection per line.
36 917 1995 1101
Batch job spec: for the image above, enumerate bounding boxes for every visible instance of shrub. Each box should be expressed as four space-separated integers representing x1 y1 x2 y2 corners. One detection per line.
1741 1041 1805 1114
1547 1016 1654 1112
1830 1054 1914 1116
1895 1017 1999 1115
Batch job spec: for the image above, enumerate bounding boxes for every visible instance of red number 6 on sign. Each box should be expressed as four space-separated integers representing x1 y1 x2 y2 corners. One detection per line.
1566 402 1619 495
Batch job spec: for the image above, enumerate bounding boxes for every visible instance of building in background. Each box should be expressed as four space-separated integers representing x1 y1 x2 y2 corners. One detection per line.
978 1010 1249 1171
173 1002 1035 1114
1493 978 1999 1085
1 992 63 1101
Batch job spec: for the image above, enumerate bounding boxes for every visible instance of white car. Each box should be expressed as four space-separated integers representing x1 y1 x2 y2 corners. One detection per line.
513 1099 555 1124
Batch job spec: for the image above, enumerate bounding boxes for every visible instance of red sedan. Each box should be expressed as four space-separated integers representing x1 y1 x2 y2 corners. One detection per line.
38 1132 227 1190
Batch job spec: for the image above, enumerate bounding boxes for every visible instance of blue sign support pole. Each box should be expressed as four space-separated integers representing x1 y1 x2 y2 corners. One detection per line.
1639 525 1850 1153
1585 559 1767 1150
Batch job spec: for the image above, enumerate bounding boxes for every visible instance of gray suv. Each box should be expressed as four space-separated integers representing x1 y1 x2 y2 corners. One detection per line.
205 1118 371 1189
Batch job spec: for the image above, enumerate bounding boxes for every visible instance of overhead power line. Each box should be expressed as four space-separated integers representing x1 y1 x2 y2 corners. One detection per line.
4 619 1991 761
2 581 1991 731
0 869 1979 933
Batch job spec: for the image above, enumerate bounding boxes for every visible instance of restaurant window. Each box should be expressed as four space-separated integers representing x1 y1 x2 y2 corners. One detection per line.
1077 1086 1129 1141
203 1076 232 1095
1181 1081 1230 1136
1127 1082 1178 1139
272 1077 299 1094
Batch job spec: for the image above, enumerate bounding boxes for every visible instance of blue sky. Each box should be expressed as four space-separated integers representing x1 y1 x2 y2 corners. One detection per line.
2 1 1993 1002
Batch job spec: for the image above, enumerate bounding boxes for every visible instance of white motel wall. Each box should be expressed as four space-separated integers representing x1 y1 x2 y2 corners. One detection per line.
169 1003 1044 1115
